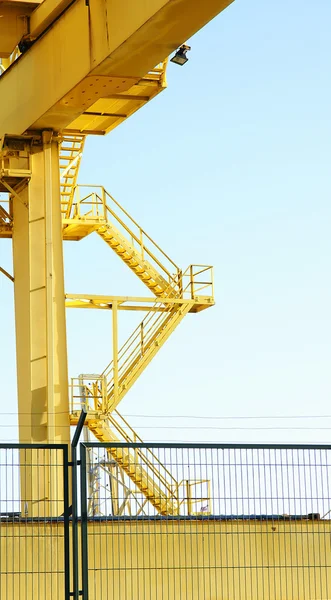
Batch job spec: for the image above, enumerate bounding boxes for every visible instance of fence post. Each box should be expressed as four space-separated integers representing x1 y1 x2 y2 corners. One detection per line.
63 444 71 600
80 443 89 599
71 408 87 600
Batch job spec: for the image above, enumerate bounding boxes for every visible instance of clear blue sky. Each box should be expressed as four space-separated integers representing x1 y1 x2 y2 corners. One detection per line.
0 0 331 443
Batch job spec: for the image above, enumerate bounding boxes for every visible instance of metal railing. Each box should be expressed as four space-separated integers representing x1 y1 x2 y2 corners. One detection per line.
65 188 215 307
102 301 176 404
182 264 214 300
69 185 182 292
69 265 213 418
70 301 182 416
70 374 107 415
79 442 331 600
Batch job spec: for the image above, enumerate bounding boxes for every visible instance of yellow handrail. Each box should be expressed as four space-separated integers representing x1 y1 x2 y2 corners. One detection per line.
102 276 180 391
108 411 178 494
181 264 214 299
70 185 181 290
103 303 173 393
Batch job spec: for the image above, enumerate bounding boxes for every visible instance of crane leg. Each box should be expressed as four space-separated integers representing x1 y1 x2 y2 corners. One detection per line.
12 132 70 516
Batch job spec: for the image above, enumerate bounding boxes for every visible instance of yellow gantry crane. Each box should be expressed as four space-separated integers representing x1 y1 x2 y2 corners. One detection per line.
0 0 233 515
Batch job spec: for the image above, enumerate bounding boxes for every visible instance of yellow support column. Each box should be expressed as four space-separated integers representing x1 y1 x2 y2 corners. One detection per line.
12 132 70 516
112 300 119 409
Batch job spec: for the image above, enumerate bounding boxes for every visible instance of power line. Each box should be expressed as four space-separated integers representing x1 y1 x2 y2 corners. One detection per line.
0 439 330 444
0 411 331 419
122 414 331 420
1 424 331 430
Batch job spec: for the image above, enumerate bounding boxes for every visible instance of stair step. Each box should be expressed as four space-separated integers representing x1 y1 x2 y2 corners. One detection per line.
88 421 179 515
59 134 86 217
96 216 180 298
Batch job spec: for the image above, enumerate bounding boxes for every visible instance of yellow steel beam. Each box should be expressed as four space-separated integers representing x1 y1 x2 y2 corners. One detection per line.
0 0 233 137
65 294 214 311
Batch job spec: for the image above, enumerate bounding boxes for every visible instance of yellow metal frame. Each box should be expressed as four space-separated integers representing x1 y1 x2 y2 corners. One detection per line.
65 292 214 312
0 0 233 135
0 0 236 517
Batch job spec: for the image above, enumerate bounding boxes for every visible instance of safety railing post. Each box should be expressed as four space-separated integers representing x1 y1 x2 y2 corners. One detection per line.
92 192 97 217
139 228 144 260
75 186 80 218
178 269 183 296
102 375 107 412
140 322 144 356
190 265 194 299
78 375 87 413
80 443 89 600
100 187 105 220
112 301 119 407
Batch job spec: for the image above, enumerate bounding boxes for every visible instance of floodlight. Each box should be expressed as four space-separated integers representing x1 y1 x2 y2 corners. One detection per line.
170 44 191 66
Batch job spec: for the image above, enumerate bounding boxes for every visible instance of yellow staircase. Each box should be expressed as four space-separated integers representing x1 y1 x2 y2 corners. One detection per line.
70 301 192 415
59 134 86 218
62 186 182 297
103 301 191 413
87 411 180 516
97 222 179 297
66 185 214 514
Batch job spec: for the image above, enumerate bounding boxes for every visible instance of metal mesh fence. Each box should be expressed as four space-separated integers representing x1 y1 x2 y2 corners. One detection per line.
0 444 69 600
1 441 330 599
80 443 331 600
